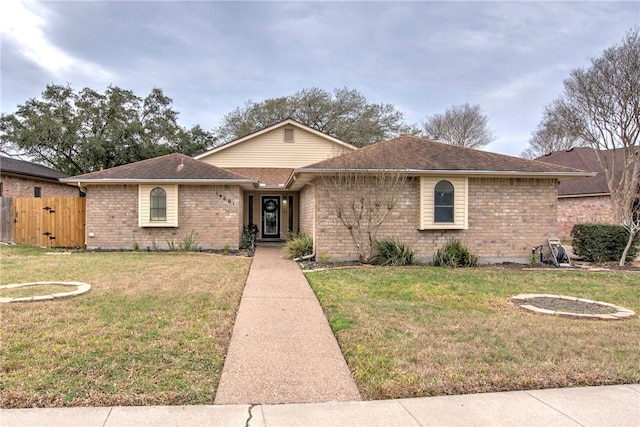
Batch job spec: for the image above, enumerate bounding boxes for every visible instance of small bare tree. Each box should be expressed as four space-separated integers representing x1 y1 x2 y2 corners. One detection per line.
317 161 408 262
546 28 640 265
520 109 587 159
423 103 496 149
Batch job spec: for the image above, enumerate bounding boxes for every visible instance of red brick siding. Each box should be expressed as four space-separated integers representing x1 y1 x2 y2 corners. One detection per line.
557 196 615 239
313 177 558 263
85 184 242 250
1 175 79 198
299 184 315 237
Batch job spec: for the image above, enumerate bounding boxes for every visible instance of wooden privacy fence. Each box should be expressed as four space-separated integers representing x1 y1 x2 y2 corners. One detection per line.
13 197 86 248
0 197 14 243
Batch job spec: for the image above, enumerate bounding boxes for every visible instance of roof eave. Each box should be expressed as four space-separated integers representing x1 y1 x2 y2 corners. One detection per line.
60 178 259 187
292 168 596 179
559 192 611 198
1 171 67 182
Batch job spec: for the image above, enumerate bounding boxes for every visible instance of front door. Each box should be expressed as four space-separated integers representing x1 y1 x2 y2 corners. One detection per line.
261 196 280 239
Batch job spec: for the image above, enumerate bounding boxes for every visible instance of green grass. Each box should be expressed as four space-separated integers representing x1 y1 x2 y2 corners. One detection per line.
306 267 640 400
0 284 76 299
0 245 251 408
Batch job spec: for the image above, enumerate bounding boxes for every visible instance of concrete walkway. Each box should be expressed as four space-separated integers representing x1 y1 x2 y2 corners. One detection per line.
214 244 361 404
2 245 639 425
2 384 638 426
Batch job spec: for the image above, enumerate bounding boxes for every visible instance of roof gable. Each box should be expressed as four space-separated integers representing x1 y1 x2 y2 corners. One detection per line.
194 119 356 167
302 135 590 176
62 153 254 183
1 156 69 181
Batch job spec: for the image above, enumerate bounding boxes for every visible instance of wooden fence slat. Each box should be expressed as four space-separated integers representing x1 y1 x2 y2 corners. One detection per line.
0 197 14 243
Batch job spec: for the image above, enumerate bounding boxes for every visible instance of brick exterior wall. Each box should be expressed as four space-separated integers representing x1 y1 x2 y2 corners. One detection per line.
85 184 242 250
312 177 558 263
557 195 615 240
298 184 315 237
1 175 79 198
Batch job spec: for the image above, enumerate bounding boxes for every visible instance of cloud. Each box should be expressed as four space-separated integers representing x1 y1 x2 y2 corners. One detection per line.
0 0 113 81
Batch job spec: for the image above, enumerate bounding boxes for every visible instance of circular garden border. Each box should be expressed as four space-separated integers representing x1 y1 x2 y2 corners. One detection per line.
511 294 636 320
0 281 91 303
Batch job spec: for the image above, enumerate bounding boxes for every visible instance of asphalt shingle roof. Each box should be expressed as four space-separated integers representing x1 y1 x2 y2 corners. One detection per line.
226 168 294 187
66 153 252 181
303 135 586 175
536 147 622 196
0 156 69 180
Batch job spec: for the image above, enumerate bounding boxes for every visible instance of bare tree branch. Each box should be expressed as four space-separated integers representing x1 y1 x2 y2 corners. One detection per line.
317 157 408 262
422 103 496 149
543 28 640 265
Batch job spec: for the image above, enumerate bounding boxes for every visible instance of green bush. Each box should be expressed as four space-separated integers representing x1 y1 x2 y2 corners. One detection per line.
571 224 640 262
370 239 417 266
433 239 478 267
240 224 258 249
284 234 313 259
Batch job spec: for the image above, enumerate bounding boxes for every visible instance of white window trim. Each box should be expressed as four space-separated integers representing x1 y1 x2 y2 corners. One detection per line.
419 177 468 230
138 184 179 227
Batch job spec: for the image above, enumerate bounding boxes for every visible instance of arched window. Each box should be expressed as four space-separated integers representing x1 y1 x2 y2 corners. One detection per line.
434 180 454 223
150 187 167 221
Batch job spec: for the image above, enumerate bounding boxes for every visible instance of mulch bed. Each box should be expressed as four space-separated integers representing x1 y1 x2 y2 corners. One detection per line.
515 297 619 315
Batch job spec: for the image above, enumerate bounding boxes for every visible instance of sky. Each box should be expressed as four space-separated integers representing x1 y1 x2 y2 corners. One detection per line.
1 1 639 157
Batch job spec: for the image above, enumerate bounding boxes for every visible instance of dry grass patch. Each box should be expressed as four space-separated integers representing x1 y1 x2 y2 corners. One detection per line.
0 245 251 408
0 284 77 299
307 267 640 400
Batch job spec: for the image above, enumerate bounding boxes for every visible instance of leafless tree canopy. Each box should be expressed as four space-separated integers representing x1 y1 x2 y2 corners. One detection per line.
422 103 496 149
520 109 587 159
543 28 640 265
317 160 408 262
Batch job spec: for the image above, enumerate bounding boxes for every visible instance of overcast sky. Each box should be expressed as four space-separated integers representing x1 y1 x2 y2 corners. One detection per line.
1 1 638 157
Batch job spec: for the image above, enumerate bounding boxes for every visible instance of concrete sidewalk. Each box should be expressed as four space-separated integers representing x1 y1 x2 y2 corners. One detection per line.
214 244 361 404
2 384 638 426
3 245 639 426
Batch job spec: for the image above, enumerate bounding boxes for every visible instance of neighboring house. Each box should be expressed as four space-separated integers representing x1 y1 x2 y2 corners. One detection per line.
536 147 619 239
62 119 590 262
0 156 80 198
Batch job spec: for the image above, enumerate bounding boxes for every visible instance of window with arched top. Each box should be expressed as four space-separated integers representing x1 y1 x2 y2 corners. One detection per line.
150 187 167 221
419 177 467 230
434 180 454 223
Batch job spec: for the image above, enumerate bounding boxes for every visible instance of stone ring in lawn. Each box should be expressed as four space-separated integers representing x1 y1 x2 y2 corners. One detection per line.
511 294 636 320
0 281 91 303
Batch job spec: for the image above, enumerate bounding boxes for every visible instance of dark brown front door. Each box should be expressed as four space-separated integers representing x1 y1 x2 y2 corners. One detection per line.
261 196 280 239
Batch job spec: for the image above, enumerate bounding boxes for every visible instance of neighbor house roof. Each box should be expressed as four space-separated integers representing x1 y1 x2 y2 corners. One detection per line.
296 135 593 177
61 153 257 186
0 156 69 181
536 147 624 197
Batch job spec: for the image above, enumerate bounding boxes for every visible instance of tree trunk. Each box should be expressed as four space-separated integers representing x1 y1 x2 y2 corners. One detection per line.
619 229 638 267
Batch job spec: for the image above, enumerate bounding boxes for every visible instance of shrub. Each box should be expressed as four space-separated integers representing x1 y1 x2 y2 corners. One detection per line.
433 239 478 267
370 239 417 266
178 229 200 252
240 224 258 250
284 234 313 259
571 224 640 262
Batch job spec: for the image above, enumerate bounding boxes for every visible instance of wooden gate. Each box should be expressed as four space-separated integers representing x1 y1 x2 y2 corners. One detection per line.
0 197 14 243
13 197 86 248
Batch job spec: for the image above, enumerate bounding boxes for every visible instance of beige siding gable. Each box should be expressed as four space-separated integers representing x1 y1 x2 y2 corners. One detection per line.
419 177 468 230
199 125 353 168
138 184 179 227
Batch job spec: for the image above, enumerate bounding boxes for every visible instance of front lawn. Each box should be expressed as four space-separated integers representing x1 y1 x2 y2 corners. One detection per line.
0 245 251 408
306 267 640 400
